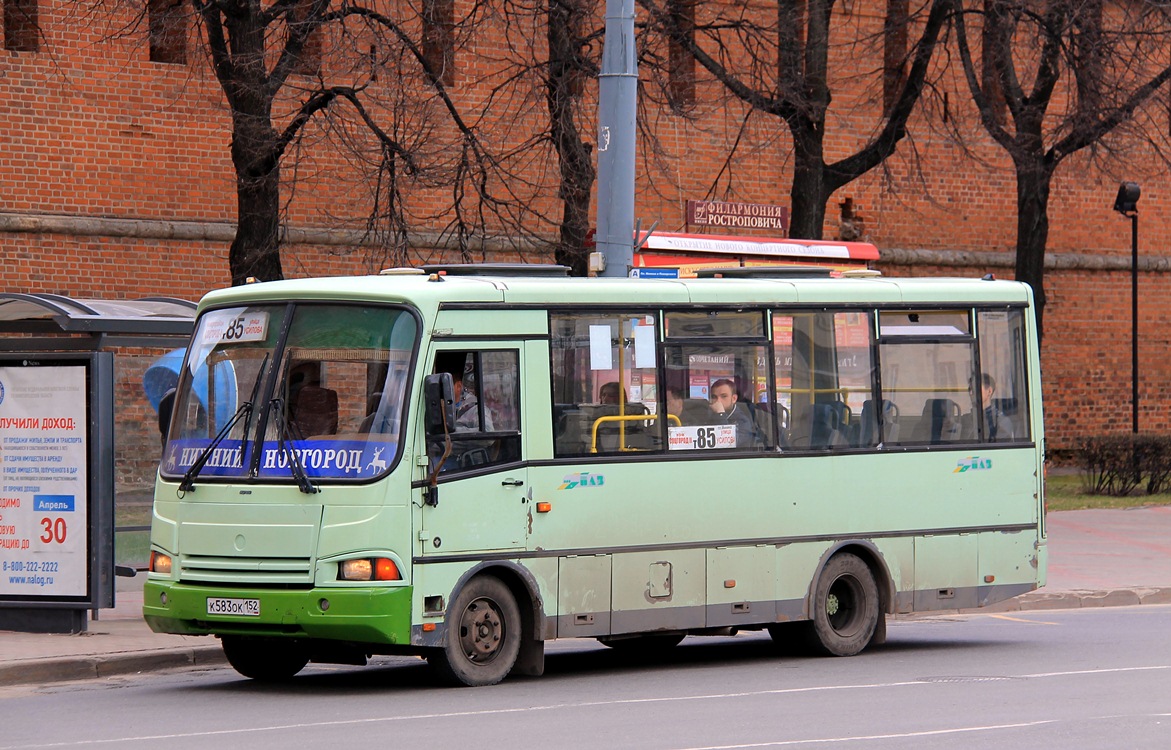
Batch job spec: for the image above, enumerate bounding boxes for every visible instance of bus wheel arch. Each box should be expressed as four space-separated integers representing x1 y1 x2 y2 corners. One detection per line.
806 544 889 656
429 573 522 686
431 563 545 684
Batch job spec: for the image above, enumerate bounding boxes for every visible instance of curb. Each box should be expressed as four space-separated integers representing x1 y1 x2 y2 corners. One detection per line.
986 587 1171 612
0 646 226 688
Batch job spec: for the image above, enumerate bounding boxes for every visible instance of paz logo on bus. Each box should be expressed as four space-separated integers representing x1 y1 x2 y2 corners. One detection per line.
558 472 604 490
954 456 993 473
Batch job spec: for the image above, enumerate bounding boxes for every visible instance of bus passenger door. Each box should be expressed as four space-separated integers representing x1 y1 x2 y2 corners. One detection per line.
419 346 528 555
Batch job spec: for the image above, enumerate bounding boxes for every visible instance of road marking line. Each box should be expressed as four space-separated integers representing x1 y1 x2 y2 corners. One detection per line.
986 613 1059 625
671 720 1058 748
4 666 1171 748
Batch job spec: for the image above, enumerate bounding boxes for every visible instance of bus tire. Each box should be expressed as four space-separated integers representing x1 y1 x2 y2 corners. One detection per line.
809 553 879 656
430 576 521 687
766 621 818 655
221 636 309 681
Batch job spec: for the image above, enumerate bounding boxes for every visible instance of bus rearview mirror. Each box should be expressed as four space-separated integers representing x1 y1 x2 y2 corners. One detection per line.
424 373 456 436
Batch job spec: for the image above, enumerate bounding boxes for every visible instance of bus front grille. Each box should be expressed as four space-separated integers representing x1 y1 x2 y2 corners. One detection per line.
179 555 314 585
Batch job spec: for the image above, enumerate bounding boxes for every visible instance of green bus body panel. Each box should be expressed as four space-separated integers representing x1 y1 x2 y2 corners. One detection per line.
527 450 1038 551
432 309 547 336
149 272 1043 655
143 581 412 644
178 503 321 559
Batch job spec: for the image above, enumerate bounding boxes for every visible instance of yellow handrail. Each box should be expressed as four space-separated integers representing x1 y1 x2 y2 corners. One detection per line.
589 412 680 453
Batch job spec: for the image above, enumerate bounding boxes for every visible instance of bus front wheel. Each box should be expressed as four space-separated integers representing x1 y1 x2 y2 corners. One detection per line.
430 576 521 686
221 636 309 681
808 553 879 656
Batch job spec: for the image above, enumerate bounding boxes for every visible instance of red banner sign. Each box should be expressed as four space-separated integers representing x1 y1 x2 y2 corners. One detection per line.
687 200 790 232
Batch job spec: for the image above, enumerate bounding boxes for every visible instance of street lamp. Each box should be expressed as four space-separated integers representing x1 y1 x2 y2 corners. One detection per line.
1113 181 1141 434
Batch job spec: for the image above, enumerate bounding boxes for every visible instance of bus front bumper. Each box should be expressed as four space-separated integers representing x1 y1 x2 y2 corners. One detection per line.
143 580 412 646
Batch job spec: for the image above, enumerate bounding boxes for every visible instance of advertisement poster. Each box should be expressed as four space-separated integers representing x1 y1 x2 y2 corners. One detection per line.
0 365 88 599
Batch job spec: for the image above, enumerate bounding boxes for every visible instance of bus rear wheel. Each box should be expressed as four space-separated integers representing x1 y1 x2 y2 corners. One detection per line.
430 576 521 687
221 636 309 681
808 553 879 656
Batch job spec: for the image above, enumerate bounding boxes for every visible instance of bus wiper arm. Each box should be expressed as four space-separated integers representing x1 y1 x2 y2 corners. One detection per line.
179 353 268 494
179 401 253 493
267 397 319 495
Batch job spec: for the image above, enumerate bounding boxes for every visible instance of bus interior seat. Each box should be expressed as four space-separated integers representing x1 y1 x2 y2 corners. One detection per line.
813 402 848 448
911 398 962 443
555 403 650 454
289 385 339 438
554 404 588 455
858 399 899 446
790 402 846 449
745 401 777 447
993 397 1022 438
680 398 715 426
594 402 653 452
358 391 384 433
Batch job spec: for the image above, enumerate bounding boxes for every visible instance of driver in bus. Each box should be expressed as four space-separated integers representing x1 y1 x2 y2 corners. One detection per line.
434 352 493 433
432 353 496 471
709 378 760 448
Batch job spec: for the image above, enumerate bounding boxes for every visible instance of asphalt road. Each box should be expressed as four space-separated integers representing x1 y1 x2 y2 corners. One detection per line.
2 605 1169 749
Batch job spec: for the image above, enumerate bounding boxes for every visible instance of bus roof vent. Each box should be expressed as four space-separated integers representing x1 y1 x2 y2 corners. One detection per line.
379 267 426 275
695 266 833 279
420 263 572 278
840 269 883 278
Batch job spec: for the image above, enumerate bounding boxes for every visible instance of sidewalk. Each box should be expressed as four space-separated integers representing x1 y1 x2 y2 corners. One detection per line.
2 506 1170 687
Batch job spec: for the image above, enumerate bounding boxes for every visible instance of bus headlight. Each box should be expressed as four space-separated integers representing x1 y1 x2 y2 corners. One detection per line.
149 551 173 575
338 557 401 581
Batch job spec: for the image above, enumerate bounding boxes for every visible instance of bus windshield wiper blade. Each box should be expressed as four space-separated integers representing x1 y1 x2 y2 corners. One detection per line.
179 401 252 493
179 353 268 493
267 397 319 495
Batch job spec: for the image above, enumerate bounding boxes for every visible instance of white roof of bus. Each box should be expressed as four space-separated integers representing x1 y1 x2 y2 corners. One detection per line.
197 272 1032 312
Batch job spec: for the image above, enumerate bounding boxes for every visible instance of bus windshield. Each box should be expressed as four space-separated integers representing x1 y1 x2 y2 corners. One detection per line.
160 303 418 485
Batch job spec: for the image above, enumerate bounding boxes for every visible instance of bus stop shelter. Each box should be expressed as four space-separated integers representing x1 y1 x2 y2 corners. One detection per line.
0 294 196 633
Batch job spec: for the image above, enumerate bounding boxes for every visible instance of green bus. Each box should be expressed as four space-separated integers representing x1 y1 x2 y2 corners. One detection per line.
144 265 1046 686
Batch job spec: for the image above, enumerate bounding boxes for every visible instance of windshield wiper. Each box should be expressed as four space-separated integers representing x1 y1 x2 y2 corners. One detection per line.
267 397 319 495
178 353 268 493
178 401 252 493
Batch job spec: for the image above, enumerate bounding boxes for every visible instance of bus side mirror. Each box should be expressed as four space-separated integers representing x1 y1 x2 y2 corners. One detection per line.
424 373 456 436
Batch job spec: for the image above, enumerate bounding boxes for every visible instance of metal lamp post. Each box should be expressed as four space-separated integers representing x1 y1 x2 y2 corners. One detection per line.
1112 181 1141 434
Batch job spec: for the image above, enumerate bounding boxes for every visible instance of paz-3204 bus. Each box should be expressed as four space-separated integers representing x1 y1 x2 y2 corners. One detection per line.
144 265 1045 686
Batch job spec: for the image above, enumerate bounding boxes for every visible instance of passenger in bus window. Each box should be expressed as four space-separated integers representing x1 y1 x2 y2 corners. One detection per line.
709 379 760 447
965 373 1014 442
599 381 626 405
666 386 685 422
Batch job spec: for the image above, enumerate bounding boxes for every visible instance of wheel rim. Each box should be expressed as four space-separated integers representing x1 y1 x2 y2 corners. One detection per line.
458 596 506 664
825 574 864 636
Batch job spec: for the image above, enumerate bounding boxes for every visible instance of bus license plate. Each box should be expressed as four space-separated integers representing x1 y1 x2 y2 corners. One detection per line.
206 597 260 617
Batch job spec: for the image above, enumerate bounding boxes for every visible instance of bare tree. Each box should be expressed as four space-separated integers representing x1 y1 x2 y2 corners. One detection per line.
951 0 1171 336
546 0 599 275
636 0 952 239
180 0 582 284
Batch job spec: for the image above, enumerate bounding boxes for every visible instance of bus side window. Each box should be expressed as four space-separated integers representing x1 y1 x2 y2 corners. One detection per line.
977 309 1030 443
429 349 522 471
550 312 660 457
